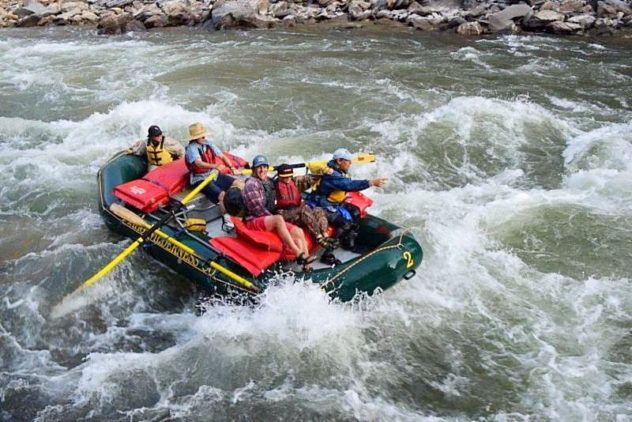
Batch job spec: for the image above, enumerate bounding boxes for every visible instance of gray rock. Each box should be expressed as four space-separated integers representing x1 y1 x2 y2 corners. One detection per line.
133 3 162 21
605 0 631 15
456 20 483 34
407 0 426 14
124 18 146 30
487 3 531 32
568 12 596 26
371 0 389 10
533 9 565 20
61 1 89 12
558 0 587 13
106 0 134 8
549 19 583 31
212 0 275 28
17 14 42 25
270 1 290 16
407 13 437 29
162 0 193 25
144 13 167 26
14 0 48 17
97 12 131 33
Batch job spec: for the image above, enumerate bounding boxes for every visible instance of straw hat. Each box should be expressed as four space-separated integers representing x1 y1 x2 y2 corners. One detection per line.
188 122 212 140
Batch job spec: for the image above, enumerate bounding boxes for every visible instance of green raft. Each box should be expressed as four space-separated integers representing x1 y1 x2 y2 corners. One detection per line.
97 152 423 302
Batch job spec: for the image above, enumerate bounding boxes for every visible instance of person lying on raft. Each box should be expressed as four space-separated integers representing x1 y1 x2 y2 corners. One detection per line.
242 155 316 271
127 125 185 172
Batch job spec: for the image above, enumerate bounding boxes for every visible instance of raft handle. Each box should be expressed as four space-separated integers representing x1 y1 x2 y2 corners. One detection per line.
403 270 416 280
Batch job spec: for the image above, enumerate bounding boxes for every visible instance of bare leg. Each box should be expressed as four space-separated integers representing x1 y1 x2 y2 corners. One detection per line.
218 191 226 214
290 226 309 257
264 215 301 256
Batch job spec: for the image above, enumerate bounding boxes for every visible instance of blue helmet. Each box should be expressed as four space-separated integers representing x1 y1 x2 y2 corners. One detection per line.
252 155 269 168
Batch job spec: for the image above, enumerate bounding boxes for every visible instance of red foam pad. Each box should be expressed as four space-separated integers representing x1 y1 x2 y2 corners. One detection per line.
232 217 284 252
143 158 189 195
210 236 281 277
113 179 169 213
346 191 373 218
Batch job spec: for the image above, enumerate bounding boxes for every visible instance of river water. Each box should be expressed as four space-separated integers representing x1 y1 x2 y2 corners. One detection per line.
0 26 631 420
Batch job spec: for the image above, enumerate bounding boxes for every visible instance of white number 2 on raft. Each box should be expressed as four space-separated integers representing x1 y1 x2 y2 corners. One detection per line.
402 251 414 269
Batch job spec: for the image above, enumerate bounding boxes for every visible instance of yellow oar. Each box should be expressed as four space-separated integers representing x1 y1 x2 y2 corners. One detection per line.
110 203 195 255
240 152 376 175
110 203 258 293
58 170 220 304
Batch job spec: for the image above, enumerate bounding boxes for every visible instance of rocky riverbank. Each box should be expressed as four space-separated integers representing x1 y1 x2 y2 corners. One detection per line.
1 0 631 36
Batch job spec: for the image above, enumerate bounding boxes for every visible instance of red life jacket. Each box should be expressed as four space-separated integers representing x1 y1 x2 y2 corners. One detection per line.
186 143 223 174
275 178 302 209
186 143 247 175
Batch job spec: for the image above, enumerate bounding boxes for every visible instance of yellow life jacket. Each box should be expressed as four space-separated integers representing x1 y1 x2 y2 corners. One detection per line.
327 189 347 203
309 161 347 203
146 138 173 167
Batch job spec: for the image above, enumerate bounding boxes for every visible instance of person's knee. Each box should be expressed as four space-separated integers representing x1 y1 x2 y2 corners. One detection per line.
270 215 284 229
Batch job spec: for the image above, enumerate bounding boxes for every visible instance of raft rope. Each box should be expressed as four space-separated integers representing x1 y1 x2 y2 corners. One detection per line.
319 228 411 290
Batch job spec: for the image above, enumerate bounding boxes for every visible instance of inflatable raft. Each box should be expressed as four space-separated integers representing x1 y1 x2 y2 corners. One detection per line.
97 152 423 302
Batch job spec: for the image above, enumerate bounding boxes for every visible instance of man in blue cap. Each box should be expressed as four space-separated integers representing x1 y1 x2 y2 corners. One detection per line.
309 148 386 251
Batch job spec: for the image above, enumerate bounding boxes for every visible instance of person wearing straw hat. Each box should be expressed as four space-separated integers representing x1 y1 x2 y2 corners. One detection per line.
184 122 241 207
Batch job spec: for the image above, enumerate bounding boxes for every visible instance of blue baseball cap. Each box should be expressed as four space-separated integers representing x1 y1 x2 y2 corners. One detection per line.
252 155 269 168
333 148 353 161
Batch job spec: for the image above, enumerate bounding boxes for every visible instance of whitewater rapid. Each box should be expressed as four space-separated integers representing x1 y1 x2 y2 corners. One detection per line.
0 27 630 420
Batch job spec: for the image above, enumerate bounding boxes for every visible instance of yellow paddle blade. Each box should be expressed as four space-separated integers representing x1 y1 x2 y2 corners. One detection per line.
351 152 376 164
50 238 144 318
81 239 142 289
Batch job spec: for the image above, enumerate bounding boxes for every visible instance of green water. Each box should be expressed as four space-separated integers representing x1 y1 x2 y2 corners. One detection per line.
0 26 631 420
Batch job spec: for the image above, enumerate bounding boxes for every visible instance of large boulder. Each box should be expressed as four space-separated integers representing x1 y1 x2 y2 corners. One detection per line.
568 12 596 27
97 12 131 33
456 20 484 34
211 0 275 29
559 0 587 13
487 3 531 32
269 1 289 18
406 13 438 30
549 19 583 32
161 0 195 25
14 0 48 17
604 0 631 15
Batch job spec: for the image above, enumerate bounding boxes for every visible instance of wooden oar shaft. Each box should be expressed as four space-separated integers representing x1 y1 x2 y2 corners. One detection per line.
71 172 219 293
110 204 258 292
110 204 195 254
